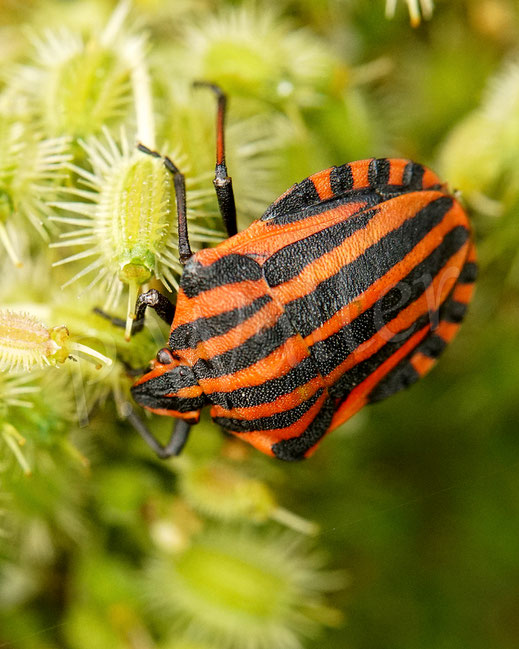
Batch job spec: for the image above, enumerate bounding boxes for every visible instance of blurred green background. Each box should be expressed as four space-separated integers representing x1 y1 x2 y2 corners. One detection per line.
1 1 519 648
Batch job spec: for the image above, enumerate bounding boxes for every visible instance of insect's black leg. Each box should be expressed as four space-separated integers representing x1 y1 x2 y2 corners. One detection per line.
94 289 175 335
137 143 193 264
162 419 192 457
133 289 175 331
127 410 192 459
193 81 238 238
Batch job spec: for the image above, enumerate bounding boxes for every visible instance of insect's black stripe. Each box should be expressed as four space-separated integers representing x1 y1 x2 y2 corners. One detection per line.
272 397 336 461
131 392 205 412
402 161 425 190
309 225 469 376
458 261 478 284
329 164 354 195
263 208 380 287
441 300 467 323
131 372 205 412
169 294 272 350
181 254 262 299
261 178 320 222
284 195 456 339
418 333 447 359
368 158 390 187
192 311 295 380
213 388 324 433
206 356 319 409
329 312 431 399
367 359 420 404
262 190 376 225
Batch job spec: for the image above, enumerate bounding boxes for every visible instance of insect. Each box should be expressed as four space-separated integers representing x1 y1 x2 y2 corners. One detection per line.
127 83 477 461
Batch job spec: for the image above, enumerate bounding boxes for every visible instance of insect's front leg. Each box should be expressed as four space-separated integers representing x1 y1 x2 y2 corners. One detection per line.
126 408 192 458
94 288 175 335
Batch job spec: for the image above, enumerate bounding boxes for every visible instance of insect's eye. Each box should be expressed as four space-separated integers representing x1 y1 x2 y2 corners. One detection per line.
156 347 173 364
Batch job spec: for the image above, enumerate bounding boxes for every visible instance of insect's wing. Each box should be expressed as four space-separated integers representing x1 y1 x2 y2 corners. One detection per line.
330 241 477 431
259 159 474 433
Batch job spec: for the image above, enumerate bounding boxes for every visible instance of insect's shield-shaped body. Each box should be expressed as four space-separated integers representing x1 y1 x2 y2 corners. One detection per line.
130 157 477 460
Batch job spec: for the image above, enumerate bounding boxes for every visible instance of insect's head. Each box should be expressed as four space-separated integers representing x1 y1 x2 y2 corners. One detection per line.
131 347 205 422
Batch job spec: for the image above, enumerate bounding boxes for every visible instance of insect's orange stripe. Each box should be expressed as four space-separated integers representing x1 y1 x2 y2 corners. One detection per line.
192 200 370 263
451 282 475 304
175 385 205 399
241 203 370 257
410 317 464 379
210 375 323 421
303 206 467 348
410 351 436 377
422 166 444 188
191 300 282 360
177 280 265 321
274 191 448 306
350 159 370 188
309 168 334 200
199 336 310 394
324 243 468 385
466 241 477 263
143 406 201 422
329 324 430 431
132 361 172 386
387 159 406 185
434 319 461 343
235 390 329 452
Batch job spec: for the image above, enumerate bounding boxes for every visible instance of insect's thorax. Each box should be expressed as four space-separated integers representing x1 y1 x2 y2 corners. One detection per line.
170 245 324 414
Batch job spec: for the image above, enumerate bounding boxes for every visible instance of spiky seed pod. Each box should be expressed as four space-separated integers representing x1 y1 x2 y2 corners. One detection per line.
0 368 83 475
19 1 146 141
176 460 318 534
0 309 112 372
0 372 40 474
0 93 70 266
146 528 343 649
0 441 90 562
51 129 221 338
0 252 156 421
439 59 519 212
175 5 338 111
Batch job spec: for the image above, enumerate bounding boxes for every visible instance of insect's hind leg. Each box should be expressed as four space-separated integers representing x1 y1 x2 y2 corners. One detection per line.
126 409 192 458
194 81 238 238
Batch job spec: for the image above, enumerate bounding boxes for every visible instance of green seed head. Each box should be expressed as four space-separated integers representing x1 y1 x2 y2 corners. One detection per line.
0 309 111 372
23 2 145 140
51 130 184 339
0 93 70 264
180 5 337 109
146 528 342 649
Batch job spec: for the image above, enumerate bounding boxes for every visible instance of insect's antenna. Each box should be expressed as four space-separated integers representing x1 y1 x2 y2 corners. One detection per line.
193 81 238 238
137 143 193 264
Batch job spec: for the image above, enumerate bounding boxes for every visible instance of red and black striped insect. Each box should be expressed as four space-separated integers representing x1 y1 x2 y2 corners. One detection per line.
127 84 477 461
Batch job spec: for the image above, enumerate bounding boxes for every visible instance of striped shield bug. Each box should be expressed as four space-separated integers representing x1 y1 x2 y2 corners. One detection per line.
126 83 477 461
